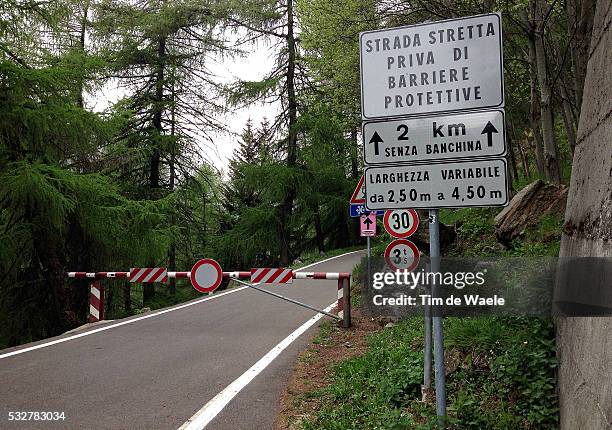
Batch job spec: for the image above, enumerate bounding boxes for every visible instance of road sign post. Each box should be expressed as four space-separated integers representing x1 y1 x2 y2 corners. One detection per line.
423 262 432 395
367 235 372 293
429 209 446 424
360 13 508 424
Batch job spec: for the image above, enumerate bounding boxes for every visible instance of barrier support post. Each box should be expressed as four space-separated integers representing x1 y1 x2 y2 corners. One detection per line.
338 275 351 328
88 281 105 323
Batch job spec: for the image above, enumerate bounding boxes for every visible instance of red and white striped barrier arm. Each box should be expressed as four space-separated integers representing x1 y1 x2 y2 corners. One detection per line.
68 272 129 279
294 272 350 280
129 268 168 283
69 271 350 281
250 268 293 284
69 271 252 280
88 281 104 323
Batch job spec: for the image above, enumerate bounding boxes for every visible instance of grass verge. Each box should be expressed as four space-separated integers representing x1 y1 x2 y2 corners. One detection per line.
277 204 562 429
298 315 557 429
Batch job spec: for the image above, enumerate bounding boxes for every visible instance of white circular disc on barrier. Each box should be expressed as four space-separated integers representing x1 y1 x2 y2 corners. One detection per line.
384 239 420 272
190 258 222 293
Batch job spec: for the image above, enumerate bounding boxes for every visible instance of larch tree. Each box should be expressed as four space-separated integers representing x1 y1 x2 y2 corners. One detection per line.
225 0 305 265
94 0 228 301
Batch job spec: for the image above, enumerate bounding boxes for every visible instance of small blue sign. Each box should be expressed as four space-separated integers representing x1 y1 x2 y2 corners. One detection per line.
350 204 385 218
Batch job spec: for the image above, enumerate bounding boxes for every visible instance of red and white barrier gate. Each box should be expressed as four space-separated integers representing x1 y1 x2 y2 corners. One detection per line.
68 268 351 328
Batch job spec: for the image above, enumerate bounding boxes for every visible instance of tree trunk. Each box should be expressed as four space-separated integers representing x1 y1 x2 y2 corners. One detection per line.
517 136 531 179
144 35 166 304
149 35 166 192
76 1 89 109
533 0 561 184
278 0 297 265
201 184 207 250
507 121 519 190
350 127 359 179
168 74 177 295
123 281 131 313
559 83 578 155
33 228 73 334
314 207 325 253
524 15 546 177
555 2 611 427
567 0 595 116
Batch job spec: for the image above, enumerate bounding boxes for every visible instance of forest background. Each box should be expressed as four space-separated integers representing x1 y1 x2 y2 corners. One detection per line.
0 0 594 348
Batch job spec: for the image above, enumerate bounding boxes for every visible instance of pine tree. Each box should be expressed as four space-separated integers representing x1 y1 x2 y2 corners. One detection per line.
226 0 305 265
94 0 229 302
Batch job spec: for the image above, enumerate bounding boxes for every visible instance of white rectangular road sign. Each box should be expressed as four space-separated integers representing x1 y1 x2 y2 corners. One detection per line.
364 158 508 210
360 13 503 119
363 109 505 165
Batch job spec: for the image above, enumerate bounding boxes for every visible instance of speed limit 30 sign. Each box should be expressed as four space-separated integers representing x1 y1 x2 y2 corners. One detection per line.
383 209 419 238
384 239 420 272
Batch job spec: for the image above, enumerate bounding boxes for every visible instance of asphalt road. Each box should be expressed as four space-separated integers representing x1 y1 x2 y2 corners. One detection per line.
0 250 364 430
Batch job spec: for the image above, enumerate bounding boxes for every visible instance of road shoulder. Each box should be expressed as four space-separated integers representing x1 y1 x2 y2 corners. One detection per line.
274 307 386 430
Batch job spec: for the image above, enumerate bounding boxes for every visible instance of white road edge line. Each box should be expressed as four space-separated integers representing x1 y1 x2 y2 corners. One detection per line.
0 287 249 360
177 302 337 430
0 249 362 360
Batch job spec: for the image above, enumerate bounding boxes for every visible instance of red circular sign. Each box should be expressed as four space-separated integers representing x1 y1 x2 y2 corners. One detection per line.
384 239 420 272
383 209 419 238
190 258 223 293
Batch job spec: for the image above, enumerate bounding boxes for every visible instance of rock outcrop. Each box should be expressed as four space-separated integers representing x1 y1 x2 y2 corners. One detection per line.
494 180 567 246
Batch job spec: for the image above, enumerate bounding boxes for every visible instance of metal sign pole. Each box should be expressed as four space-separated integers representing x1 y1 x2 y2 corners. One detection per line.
429 209 446 425
367 235 372 290
423 263 432 392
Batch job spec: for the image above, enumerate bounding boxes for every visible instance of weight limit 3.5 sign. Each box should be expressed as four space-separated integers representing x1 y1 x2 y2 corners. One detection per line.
385 239 420 271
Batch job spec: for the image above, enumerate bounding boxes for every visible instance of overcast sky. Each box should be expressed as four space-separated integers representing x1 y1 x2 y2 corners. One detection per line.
206 40 280 173
90 38 280 175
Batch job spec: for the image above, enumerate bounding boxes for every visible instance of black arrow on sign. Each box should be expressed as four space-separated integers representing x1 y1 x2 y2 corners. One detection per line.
369 131 384 155
481 121 499 147
363 217 374 228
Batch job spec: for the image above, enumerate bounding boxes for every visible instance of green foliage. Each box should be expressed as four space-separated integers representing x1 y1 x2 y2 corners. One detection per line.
440 207 563 258
0 159 175 346
445 318 558 429
227 77 281 106
0 0 577 353
303 317 558 429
